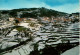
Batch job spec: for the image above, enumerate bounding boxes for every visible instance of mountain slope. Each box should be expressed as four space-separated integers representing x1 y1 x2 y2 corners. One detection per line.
0 7 68 18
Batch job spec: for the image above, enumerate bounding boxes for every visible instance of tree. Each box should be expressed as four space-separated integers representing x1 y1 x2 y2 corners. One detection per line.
15 20 19 23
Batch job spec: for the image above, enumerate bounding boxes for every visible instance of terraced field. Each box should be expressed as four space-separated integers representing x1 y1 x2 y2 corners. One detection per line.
0 22 79 55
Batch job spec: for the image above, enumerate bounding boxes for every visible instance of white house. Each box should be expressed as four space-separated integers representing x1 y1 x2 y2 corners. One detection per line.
9 17 15 21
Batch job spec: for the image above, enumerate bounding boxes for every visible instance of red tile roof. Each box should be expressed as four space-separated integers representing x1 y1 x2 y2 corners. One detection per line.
16 18 26 22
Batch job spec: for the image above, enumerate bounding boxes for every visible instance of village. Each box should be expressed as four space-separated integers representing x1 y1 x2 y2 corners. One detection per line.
0 0 80 54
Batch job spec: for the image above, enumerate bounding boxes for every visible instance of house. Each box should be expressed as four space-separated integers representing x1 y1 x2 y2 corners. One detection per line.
42 17 51 22
15 18 27 22
28 18 38 23
9 17 15 21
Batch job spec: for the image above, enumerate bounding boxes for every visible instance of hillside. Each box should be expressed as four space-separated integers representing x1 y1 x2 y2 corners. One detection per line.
0 7 68 18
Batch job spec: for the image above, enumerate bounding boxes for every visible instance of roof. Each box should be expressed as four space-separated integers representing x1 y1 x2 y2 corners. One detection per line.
16 18 26 22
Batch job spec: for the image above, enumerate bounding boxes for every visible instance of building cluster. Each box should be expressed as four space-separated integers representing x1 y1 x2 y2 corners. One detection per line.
0 13 79 32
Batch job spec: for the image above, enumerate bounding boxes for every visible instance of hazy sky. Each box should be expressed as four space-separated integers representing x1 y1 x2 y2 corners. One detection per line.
0 0 79 13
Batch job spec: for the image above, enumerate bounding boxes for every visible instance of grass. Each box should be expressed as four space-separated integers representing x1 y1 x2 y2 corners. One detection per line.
16 26 27 32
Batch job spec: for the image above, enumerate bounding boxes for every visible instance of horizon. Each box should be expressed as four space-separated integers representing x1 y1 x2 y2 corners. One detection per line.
0 0 79 14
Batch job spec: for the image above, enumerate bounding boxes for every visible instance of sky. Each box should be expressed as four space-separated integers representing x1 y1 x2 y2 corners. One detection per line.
0 0 79 14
